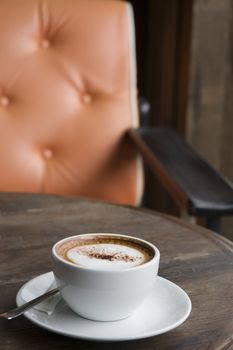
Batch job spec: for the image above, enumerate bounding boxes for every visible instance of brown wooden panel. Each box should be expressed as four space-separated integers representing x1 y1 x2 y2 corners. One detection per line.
130 0 193 215
146 0 179 128
173 0 193 135
131 0 193 133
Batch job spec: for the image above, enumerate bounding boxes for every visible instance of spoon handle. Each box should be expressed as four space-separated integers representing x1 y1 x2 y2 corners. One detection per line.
0 287 59 320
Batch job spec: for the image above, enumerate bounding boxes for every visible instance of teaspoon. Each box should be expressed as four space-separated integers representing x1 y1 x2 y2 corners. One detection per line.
0 287 59 320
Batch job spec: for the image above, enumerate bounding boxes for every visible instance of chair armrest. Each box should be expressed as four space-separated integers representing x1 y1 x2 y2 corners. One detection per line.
128 127 233 217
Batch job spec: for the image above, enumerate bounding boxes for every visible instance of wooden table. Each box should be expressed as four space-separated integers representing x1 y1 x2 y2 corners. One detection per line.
1 193 233 350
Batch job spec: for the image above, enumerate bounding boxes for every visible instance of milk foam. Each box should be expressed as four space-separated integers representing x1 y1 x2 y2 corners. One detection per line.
66 243 146 269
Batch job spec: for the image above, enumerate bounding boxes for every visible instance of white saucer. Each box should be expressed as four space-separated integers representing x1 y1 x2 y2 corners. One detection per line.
16 272 191 342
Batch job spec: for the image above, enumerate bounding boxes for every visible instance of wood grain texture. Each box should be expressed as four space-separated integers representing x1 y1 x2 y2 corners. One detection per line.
0 193 233 350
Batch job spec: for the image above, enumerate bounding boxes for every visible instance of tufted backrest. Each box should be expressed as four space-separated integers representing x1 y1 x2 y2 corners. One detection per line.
0 0 143 205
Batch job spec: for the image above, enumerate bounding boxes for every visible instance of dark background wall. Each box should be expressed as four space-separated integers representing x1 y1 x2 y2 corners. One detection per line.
129 0 233 237
186 0 233 237
129 0 193 214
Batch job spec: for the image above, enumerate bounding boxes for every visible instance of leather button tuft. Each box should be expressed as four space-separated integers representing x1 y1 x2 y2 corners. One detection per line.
43 148 53 159
82 94 92 104
41 39 50 49
0 96 10 107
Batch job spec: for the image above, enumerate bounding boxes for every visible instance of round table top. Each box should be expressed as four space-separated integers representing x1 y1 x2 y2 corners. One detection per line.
0 192 233 350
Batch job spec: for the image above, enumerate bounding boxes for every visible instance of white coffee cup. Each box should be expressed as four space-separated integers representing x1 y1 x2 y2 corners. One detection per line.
52 233 160 321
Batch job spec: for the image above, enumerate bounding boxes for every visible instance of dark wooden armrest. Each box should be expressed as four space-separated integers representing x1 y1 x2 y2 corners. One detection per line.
128 127 233 217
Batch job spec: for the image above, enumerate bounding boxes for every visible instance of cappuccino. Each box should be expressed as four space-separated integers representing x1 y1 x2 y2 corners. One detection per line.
56 235 154 270
52 233 160 321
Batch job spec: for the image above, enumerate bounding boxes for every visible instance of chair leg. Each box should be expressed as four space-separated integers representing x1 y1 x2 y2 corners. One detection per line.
206 216 221 233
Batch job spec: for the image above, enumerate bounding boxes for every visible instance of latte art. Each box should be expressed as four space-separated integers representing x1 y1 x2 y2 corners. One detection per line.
56 235 154 270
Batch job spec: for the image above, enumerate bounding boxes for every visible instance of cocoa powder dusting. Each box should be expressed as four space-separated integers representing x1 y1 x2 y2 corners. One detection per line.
87 250 137 263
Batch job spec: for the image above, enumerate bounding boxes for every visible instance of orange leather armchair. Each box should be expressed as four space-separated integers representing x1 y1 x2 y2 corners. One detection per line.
0 0 233 232
0 0 143 206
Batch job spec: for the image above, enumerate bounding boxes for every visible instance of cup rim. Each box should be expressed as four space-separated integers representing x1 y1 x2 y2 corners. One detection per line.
52 233 160 272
